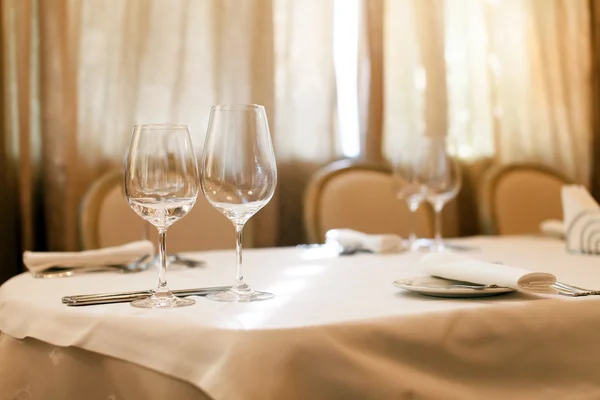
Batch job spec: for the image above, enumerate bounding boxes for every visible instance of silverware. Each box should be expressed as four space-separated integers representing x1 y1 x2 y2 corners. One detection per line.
443 243 478 252
492 261 600 297
296 243 371 256
551 282 600 297
62 286 231 306
32 254 153 279
448 283 501 290
148 254 206 268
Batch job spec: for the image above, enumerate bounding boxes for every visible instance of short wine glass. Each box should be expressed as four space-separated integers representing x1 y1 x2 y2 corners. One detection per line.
124 124 199 308
201 104 277 302
415 136 462 252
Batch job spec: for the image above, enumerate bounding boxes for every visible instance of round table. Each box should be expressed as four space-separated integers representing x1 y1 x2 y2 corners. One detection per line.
2 236 600 399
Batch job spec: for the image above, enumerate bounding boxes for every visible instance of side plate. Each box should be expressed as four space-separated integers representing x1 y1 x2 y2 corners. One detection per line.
394 276 515 298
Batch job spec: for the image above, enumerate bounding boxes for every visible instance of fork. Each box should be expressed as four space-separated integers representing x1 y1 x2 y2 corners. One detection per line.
551 282 600 297
491 261 600 297
448 283 501 290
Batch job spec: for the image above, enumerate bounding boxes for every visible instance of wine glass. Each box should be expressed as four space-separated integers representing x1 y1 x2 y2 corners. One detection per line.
392 159 426 251
124 124 199 308
415 136 462 252
201 104 277 302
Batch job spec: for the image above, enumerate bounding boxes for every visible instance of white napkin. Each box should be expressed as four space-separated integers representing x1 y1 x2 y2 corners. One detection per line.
539 219 565 239
325 229 404 254
23 240 155 273
562 185 600 229
419 253 556 293
560 185 600 253
539 186 600 241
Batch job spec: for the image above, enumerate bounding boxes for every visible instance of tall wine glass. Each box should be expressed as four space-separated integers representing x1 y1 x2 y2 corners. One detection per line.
392 159 426 251
124 124 199 308
201 105 277 302
416 136 462 252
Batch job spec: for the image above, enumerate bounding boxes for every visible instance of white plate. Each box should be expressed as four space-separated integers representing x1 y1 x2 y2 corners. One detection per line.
394 276 516 298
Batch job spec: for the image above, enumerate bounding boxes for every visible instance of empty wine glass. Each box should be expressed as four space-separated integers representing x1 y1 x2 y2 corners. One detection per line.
392 157 426 251
201 105 277 302
415 136 462 252
124 124 199 308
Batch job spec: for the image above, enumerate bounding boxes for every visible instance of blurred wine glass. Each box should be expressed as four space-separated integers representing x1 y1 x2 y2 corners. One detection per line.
415 136 462 252
392 157 426 251
201 104 277 302
124 124 199 308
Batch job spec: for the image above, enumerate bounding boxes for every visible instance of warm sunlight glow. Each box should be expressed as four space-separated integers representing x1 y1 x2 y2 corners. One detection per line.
334 0 361 158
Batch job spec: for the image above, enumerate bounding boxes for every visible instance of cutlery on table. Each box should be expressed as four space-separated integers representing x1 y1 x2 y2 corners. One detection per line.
446 283 501 290
437 280 600 296
62 286 232 306
32 254 153 279
490 261 600 297
444 281 600 296
551 282 600 297
148 254 206 268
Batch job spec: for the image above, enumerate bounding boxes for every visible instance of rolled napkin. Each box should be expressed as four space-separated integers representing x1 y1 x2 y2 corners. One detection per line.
325 229 404 254
23 240 155 274
561 185 600 254
562 185 600 229
420 253 556 293
539 186 599 241
539 219 565 239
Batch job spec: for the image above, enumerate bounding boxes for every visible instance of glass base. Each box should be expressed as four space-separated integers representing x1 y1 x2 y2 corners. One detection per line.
131 292 195 308
206 288 274 302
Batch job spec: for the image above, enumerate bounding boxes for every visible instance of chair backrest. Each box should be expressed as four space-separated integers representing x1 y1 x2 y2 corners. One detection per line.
304 160 433 243
478 163 572 235
79 170 243 251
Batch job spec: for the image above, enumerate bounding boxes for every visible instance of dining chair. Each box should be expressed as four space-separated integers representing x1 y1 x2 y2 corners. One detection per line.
478 163 572 235
79 169 246 251
303 159 434 243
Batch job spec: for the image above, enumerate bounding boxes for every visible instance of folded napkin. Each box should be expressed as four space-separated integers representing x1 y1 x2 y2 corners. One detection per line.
419 253 556 293
539 219 565 239
560 185 600 253
539 186 600 241
325 229 404 254
23 240 155 274
562 185 600 228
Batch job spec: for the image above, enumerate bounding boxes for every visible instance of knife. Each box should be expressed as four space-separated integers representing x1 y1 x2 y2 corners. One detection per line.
62 286 231 306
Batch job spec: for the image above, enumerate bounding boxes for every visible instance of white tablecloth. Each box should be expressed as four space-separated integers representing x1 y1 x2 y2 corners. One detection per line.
2 236 600 399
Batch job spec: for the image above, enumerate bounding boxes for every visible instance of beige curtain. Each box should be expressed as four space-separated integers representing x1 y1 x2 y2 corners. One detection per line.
273 0 338 245
591 0 600 200
1 0 340 281
1 0 593 282
383 0 592 185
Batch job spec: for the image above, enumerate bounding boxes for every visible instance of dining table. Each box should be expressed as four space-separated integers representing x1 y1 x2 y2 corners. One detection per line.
1 235 600 400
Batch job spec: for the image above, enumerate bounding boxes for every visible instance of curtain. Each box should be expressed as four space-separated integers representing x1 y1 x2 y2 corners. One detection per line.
1 0 594 283
0 0 340 282
1 0 39 284
590 0 600 200
383 0 592 186
273 0 338 245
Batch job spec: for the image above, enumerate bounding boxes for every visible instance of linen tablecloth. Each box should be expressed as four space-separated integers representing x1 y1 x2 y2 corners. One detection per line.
2 236 600 399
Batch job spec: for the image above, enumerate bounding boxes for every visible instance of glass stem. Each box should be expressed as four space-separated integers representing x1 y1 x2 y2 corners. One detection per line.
233 223 248 292
157 228 169 294
433 202 444 251
408 201 419 246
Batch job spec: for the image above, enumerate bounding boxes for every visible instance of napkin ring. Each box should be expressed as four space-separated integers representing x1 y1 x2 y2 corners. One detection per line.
566 210 600 255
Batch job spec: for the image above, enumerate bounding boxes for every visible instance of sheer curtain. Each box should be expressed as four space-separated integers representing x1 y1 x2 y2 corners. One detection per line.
383 0 592 186
1 0 594 282
1 0 339 269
